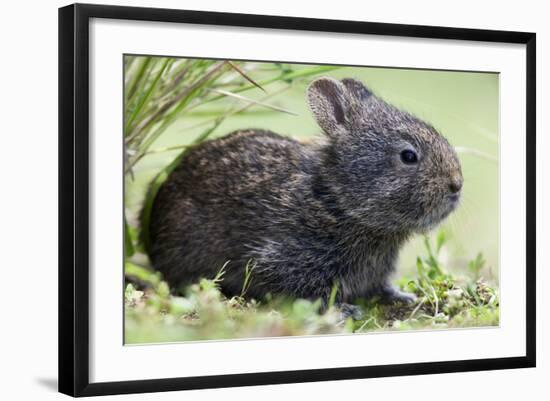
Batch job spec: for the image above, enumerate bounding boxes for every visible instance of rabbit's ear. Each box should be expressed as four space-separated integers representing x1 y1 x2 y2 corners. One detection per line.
341 78 372 101
307 77 349 137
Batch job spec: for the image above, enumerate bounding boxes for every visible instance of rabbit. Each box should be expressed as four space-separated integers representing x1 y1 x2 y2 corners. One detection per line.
147 77 463 318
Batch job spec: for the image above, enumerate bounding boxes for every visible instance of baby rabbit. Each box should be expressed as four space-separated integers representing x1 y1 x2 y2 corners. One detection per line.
148 77 463 317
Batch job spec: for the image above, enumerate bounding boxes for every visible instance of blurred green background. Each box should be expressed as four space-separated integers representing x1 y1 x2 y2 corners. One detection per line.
125 61 499 285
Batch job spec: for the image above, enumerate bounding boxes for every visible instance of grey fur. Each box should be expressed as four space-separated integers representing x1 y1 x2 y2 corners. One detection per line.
148 77 463 311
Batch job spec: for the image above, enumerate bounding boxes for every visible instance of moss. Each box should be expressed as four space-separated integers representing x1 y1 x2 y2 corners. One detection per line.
124 232 499 344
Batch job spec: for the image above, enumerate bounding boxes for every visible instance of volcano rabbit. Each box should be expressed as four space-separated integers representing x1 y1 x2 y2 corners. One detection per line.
148 77 463 317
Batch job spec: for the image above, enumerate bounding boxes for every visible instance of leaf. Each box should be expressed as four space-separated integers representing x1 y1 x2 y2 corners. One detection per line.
125 261 162 288
328 280 340 309
241 260 256 297
208 88 298 116
468 252 486 279
125 57 152 104
177 84 293 135
132 61 228 158
125 58 171 135
416 257 425 277
227 61 266 93
423 235 443 277
436 230 446 253
454 146 498 163
124 216 135 258
196 65 341 109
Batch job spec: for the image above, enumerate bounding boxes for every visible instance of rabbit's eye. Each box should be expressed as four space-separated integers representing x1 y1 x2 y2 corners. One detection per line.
400 149 418 164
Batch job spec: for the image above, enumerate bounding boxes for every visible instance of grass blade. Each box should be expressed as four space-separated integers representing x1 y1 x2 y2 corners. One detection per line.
124 216 135 258
126 57 152 105
189 65 341 111
127 61 228 154
208 88 298 116
227 61 266 93
125 58 171 135
454 146 498 163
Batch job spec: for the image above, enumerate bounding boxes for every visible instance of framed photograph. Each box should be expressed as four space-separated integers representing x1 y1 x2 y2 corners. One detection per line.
58 3 536 397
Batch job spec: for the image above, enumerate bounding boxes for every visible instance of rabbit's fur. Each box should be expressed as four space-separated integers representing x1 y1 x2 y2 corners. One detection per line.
148 77 463 313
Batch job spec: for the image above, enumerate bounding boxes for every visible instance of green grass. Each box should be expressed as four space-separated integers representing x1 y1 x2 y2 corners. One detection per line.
125 233 498 344
123 56 500 344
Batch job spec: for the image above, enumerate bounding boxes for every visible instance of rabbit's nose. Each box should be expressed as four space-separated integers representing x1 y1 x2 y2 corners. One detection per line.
449 177 463 194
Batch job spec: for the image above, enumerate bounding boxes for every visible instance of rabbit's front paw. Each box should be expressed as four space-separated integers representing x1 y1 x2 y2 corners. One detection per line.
336 302 364 320
379 286 417 305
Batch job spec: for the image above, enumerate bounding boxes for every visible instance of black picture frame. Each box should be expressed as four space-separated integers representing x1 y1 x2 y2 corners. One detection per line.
58 3 536 397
